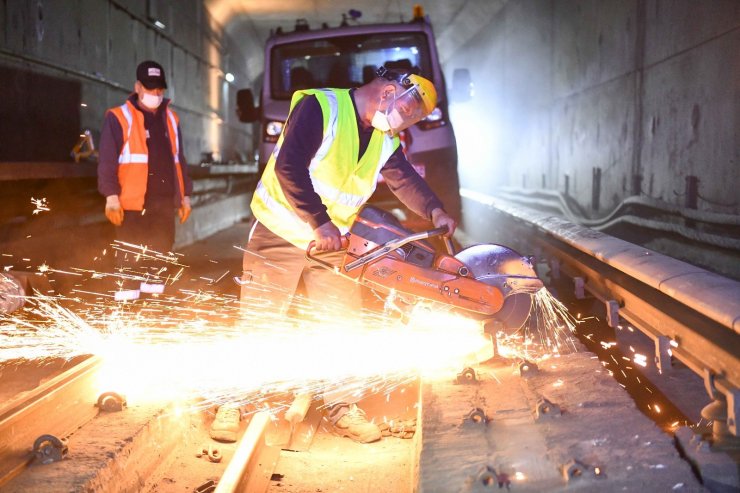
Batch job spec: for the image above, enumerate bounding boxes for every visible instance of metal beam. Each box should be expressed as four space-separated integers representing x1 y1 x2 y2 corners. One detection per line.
0 356 101 486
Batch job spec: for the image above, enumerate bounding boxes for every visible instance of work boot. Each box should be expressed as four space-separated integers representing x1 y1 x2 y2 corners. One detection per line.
210 405 241 443
332 404 382 443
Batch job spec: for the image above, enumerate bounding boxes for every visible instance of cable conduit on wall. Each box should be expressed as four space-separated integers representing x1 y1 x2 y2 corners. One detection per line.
493 188 740 250
460 187 740 333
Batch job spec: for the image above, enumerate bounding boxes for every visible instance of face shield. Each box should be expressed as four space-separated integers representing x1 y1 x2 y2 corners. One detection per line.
385 84 429 134
372 68 437 136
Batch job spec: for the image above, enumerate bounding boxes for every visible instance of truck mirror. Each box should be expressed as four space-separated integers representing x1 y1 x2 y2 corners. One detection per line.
450 68 473 103
236 89 259 122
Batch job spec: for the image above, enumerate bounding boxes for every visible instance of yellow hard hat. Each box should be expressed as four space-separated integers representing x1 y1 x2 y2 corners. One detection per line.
406 74 437 115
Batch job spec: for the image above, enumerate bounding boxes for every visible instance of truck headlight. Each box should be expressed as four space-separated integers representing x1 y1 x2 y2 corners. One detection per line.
417 107 446 130
264 121 284 142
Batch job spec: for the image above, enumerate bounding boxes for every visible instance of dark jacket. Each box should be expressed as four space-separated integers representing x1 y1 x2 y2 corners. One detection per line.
98 94 192 208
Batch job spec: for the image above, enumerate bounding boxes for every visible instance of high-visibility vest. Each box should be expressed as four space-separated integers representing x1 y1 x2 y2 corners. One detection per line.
108 100 186 211
251 88 400 249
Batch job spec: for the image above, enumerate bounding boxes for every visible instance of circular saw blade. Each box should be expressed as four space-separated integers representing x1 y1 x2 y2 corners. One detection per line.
455 244 541 329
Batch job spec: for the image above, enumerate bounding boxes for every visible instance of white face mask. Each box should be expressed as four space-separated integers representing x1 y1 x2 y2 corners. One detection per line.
386 109 405 130
371 91 395 133
371 110 391 132
140 92 164 109
371 106 411 135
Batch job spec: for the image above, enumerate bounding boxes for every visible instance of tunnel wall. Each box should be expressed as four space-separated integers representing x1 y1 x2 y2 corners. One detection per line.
0 1 260 288
0 0 258 164
447 0 739 218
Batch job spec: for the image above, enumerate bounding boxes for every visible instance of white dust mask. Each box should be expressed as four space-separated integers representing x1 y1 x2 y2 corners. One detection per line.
141 92 163 109
370 92 396 132
371 110 391 132
386 109 405 130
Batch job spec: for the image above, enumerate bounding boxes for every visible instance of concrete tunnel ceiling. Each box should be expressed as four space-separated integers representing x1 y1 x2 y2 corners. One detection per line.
206 0 508 66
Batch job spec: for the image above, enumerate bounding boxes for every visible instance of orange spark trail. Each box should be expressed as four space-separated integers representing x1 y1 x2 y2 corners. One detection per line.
495 288 579 362
1 294 492 410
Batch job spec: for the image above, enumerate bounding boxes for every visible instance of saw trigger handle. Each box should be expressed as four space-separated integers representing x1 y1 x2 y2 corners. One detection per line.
305 235 349 272
426 225 455 255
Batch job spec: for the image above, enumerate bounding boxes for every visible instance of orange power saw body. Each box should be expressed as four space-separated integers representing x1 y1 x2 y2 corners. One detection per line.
307 206 543 321
341 225 505 317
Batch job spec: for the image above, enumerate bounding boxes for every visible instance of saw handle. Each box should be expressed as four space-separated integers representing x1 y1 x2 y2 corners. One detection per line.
443 237 456 255
305 236 349 271
427 226 456 255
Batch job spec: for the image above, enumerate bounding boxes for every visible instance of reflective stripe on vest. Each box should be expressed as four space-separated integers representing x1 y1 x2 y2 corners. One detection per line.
118 103 149 164
250 88 400 249
109 100 184 210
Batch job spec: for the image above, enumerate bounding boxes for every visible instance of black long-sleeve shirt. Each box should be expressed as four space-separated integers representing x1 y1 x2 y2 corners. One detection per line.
98 94 192 207
274 89 444 229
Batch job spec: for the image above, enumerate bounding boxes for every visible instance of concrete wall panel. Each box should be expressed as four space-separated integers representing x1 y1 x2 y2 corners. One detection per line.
448 10 507 191
78 0 108 74
36 1 81 65
552 0 636 98
107 5 136 90
4 1 34 53
552 76 635 213
503 0 552 109
1 0 252 165
451 0 738 219
500 0 553 189
506 107 551 190
0 2 5 41
640 30 740 211
645 0 740 66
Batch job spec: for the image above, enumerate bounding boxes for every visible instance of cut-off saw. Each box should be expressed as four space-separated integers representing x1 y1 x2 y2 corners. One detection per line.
307 206 543 329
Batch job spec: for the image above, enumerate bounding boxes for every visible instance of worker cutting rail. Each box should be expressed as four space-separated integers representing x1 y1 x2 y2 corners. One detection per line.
212 64 544 445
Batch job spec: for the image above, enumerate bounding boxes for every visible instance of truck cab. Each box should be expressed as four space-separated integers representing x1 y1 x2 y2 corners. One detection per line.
237 11 462 220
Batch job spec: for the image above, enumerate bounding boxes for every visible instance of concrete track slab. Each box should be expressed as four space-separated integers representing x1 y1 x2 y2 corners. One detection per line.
419 352 707 492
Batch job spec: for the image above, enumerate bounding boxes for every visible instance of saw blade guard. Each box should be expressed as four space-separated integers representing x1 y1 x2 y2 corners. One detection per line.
454 244 544 329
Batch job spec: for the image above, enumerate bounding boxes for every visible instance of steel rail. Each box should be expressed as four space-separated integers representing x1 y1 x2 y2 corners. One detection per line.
214 411 280 493
0 356 102 487
461 189 740 435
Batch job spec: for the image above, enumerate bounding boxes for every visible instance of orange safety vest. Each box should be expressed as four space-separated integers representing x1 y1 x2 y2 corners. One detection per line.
107 100 186 211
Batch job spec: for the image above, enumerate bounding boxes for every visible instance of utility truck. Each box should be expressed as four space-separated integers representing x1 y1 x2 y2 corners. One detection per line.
237 7 468 220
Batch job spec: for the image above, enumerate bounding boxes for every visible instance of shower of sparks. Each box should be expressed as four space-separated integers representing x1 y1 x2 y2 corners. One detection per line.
495 288 579 362
0 288 492 412
111 240 187 268
31 197 50 214
0 236 591 420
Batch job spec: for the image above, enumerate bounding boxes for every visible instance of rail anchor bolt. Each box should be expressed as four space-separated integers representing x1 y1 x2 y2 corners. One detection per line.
33 434 68 465
96 391 127 412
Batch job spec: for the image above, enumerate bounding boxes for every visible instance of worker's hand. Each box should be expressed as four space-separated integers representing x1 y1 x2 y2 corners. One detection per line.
313 221 343 251
178 196 192 224
431 208 457 237
104 195 124 226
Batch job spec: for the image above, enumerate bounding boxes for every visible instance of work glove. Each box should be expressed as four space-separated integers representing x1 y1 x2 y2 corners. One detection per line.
178 196 192 224
104 195 124 226
431 207 457 237
313 221 342 251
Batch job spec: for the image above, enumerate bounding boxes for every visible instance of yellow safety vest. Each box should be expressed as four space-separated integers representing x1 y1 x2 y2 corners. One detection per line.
251 89 400 249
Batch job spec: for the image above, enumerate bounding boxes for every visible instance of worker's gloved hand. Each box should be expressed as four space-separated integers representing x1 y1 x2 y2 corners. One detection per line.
104 195 124 226
431 208 457 237
178 196 192 224
313 221 342 251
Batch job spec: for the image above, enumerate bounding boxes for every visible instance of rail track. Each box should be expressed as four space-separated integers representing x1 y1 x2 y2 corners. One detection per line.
0 356 102 487
1 194 738 491
461 188 740 440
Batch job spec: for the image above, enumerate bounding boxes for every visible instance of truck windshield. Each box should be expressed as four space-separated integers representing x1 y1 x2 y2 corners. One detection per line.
270 32 432 99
